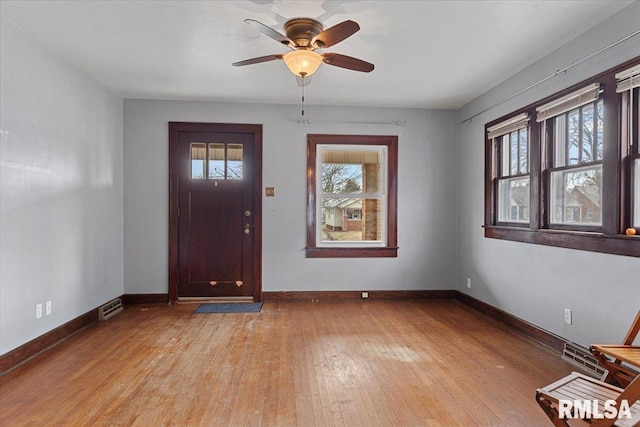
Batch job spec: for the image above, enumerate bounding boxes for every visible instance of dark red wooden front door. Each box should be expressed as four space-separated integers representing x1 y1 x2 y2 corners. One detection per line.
169 123 262 301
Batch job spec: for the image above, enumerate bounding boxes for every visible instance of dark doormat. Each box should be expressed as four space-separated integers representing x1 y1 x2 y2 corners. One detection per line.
193 303 263 314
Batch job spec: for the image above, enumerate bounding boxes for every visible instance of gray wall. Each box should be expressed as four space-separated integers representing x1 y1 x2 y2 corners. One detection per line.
2 2 639 357
456 3 640 347
0 18 124 355
123 101 458 295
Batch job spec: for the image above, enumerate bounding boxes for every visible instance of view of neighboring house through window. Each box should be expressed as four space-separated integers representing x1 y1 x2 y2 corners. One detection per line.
319 146 385 244
537 84 603 227
484 59 640 258
306 134 398 258
488 113 530 224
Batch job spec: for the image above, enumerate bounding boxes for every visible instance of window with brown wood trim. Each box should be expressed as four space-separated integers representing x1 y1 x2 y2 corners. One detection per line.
484 58 640 257
306 134 398 258
623 86 640 228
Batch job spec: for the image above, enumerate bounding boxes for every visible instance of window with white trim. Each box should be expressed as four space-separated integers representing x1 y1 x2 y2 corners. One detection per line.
306 134 398 258
318 145 385 245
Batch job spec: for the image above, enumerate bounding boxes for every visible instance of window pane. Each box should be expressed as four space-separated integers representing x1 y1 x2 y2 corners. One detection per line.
346 208 362 220
321 197 382 242
322 163 364 194
554 115 566 167
227 144 243 180
635 158 640 227
568 109 579 165
498 177 530 223
208 143 225 179
191 143 206 179
518 128 528 174
581 104 594 162
510 133 518 175
321 150 381 195
313 142 391 251
595 100 603 161
501 135 509 177
550 165 602 225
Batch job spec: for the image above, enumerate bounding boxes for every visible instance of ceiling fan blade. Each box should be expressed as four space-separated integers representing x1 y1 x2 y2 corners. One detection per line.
232 54 283 67
322 53 374 73
244 19 295 48
312 20 360 48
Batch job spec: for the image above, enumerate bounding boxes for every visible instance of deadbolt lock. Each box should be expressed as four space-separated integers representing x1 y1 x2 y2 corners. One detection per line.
245 210 252 216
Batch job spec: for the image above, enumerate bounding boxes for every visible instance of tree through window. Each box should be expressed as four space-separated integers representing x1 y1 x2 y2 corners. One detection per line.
306 134 398 258
484 59 640 258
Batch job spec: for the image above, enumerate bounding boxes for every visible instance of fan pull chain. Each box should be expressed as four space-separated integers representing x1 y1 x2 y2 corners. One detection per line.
301 75 305 116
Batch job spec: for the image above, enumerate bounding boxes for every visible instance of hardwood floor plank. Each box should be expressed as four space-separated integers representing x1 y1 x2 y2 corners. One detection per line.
0 300 574 426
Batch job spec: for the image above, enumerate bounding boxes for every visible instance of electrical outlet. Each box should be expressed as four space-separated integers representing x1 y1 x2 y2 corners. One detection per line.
36 303 43 319
361 292 369 299
466 278 472 289
564 308 572 325
46 301 52 316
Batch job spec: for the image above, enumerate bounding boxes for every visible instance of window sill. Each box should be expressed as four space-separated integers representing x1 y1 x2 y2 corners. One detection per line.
484 226 640 257
305 247 398 258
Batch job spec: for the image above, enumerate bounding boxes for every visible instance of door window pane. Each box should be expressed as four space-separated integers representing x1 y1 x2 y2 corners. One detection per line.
227 144 243 180
191 143 206 179
194 142 244 180
208 143 225 179
550 165 602 225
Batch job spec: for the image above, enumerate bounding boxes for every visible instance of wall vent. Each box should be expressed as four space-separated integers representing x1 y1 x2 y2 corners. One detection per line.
561 342 606 379
98 298 123 321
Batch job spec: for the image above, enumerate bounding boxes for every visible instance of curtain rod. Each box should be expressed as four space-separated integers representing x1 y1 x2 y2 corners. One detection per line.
292 119 406 126
460 29 640 125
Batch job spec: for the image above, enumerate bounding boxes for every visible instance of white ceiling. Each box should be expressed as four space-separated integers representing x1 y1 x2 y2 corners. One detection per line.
1 0 634 109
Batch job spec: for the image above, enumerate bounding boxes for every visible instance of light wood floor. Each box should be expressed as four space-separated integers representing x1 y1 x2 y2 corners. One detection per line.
0 300 573 426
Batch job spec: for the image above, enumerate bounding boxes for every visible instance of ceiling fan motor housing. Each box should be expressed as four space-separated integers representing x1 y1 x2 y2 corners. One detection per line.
284 18 324 48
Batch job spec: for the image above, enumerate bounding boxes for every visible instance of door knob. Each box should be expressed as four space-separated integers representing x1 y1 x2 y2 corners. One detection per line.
244 223 251 234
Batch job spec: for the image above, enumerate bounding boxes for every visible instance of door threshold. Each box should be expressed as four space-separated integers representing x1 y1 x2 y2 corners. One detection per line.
178 296 254 304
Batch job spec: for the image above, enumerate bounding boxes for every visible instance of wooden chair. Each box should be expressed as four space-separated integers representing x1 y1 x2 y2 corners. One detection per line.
536 311 640 426
536 371 640 426
594 310 640 388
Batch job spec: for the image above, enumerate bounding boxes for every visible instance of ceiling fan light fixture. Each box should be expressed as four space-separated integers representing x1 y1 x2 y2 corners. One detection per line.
283 50 323 77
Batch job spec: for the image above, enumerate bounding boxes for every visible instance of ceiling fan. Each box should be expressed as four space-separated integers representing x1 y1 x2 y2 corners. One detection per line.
232 17 374 82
